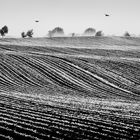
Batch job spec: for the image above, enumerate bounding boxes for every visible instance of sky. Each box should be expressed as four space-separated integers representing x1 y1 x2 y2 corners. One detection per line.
0 0 140 37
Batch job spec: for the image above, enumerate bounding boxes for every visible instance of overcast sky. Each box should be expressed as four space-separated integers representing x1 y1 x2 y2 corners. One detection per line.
0 0 140 37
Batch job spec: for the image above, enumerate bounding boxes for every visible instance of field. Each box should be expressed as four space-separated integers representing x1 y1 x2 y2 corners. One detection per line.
0 36 140 140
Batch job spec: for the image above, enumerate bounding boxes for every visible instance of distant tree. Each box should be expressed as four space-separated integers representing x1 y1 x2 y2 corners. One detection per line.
95 31 103 37
124 31 130 37
0 29 5 37
51 27 64 36
21 29 33 38
48 30 52 38
21 32 27 38
72 33 75 37
84 28 96 36
2 26 8 34
26 29 33 37
0 25 8 37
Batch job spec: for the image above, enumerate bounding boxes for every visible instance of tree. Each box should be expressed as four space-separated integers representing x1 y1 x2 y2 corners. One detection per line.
0 29 5 37
48 30 52 38
0 25 8 37
21 32 27 38
124 31 130 37
72 33 75 37
84 28 96 36
21 29 33 38
95 31 103 37
51 27 64 36
2 26 8 34
26 29 33 37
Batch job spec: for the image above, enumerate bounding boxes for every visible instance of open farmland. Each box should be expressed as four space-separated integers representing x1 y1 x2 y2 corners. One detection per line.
0 36 140 139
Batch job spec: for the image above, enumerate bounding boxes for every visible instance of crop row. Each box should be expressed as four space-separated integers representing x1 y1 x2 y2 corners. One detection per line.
1 53 139 100
0 93 140 139
0 93 140 128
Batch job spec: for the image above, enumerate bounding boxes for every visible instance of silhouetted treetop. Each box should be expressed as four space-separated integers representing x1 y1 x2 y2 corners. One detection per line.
95 31 103 36
124 31 130 37
21 29 33 38
2 26 8 34
26 29 33 38
84 27 96 35
51 27 64 36
21 32 27 38
0 25 8 37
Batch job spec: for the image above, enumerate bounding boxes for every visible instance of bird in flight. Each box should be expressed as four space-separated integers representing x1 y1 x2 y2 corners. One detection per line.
35 20 39 22
105 14 110 17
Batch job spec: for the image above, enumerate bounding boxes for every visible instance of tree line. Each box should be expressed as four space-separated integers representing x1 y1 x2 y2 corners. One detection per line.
0 25 132 38
47 27 103 37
